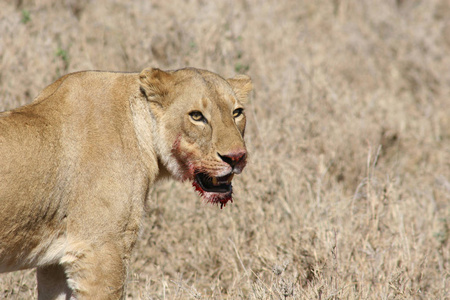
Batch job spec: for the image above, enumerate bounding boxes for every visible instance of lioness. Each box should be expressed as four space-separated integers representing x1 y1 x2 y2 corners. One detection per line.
0 67 252 299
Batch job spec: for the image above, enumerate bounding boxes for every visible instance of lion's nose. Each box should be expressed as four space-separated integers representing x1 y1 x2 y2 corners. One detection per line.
218 150 247 173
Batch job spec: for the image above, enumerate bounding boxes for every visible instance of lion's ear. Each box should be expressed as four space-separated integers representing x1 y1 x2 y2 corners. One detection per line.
139 68 172 103
227 74 253 103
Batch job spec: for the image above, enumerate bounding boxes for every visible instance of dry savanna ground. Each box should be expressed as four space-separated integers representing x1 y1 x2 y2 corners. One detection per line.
0 0 449 299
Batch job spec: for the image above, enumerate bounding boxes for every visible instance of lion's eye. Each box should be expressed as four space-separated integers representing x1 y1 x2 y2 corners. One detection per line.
233 108 244 118
189 111 207 123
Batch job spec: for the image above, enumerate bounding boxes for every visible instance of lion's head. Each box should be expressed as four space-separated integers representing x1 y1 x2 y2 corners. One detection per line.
139 68 252 207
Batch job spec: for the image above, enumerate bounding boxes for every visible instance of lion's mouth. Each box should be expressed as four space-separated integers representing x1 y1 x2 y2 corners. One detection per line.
194 172 234 194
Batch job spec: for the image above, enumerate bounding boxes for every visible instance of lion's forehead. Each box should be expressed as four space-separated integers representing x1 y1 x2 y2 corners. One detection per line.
203 94 236 110
174 70 236 102
176 81 237 113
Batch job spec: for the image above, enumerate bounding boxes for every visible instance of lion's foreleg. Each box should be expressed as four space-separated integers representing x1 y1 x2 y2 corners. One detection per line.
62 241 128 300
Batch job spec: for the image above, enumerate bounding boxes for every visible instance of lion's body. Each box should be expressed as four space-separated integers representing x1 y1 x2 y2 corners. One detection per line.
0 68 251 299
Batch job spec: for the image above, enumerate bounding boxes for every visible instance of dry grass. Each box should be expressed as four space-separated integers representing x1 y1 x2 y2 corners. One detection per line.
1 0 449 299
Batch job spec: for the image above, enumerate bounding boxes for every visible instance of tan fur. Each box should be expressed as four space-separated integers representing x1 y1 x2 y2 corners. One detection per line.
0 67 252 299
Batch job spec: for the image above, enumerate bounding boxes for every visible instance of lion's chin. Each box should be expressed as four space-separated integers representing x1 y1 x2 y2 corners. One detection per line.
192 180 233 209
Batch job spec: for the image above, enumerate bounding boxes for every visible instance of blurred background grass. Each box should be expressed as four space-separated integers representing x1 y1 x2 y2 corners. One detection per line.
0 0 449 298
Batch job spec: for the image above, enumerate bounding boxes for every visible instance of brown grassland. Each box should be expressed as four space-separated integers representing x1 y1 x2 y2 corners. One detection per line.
0 0 449 298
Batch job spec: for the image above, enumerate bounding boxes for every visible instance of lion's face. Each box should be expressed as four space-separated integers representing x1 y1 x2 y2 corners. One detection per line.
139 68 252 207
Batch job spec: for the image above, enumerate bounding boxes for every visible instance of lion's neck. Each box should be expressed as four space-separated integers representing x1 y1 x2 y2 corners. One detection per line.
155 159 172 181
129 94 160 183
